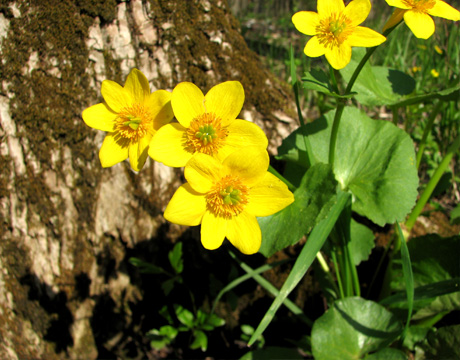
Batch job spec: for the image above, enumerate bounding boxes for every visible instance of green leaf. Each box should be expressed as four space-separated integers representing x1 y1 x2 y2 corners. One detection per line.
258 163 338 257
364 348 407 360
349 219 375 266
240 347 303 360
147 325 178 350
129 257 165 274
311 297 403 360
390 234 460 320
204 312 225 329
302 68 355 99
175 305 195 328
450 203 460 224
249 191 351 346
277 107 419 226
168 242 183 274
340 48 415 106
190 330 207 351
422 325 460 359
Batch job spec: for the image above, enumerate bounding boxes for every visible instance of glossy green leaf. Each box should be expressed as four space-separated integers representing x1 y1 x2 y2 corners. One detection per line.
422 325 460 359
350 219 375 266
168 242 183 274
311 297 403 360
175 305 195 328
258 163 337 257
190 330 208 351
277 107 419 226
390 234 460 320
340 48 415 106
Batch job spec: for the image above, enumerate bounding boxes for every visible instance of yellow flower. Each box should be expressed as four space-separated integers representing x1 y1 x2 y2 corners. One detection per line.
434 44 443 54
82 69 173 171
292 0 386 70
164 147 294 254
383 0 460 39
148 81 268 167
431 68 440 77
411 65 422 73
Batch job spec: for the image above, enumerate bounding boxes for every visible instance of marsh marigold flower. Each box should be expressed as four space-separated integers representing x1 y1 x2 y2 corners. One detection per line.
82 68 173 171
148 81 268 167
292 0 386 70
383 0 460 39
164 147 294 254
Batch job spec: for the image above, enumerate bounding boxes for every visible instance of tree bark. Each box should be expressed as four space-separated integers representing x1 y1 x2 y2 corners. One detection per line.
0 0 295 358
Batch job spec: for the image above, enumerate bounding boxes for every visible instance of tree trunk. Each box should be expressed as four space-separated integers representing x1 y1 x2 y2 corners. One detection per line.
0 0 295 358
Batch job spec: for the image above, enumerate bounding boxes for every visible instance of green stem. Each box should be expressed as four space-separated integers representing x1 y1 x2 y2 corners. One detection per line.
268 165 296 192
406 133 460 231
290 45 316 167
416 101 443 169
329 42 384 166
331 249 345 299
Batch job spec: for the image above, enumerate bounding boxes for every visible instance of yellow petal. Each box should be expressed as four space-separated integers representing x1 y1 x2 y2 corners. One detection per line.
404 10 435 39
325 43 352 70
99 133 129 168
148 123 192 167
82 103 116 132
292 11 320 36
147 89 174 131
222 146 268 187
245 172 294 217
101 79 133 113
124 68 150 104
347 27 386 47
184 153 222 193
171 82 205 128
428 0 460 21
205 81 244 126
382 9 406 33
216 120 268 162
128 134 152 171
317 0 345 17
385 0 411 9
201 211 227 250
304 36 326 57
226 211 261 255
343 0 371 26
164 183 206 226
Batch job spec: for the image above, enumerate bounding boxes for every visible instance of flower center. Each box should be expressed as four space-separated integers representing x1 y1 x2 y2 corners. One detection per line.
316 13 352 49
185 112 229 155
115 104 153 142
403 0 436 12
206 175 249 218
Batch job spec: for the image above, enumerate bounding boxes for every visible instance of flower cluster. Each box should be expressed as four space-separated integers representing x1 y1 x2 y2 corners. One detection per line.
82 70 294 254
292 0 459 69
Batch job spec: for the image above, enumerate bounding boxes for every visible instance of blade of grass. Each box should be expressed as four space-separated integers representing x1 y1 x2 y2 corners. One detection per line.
211 258 290 313
406 133 460 231
396 222 414 343
290 44 315 167
248 191 351 346
229 252 313 327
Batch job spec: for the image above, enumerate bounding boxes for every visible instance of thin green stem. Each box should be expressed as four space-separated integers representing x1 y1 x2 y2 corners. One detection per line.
290 45 316 167
268 165 296 192
331 247 345 299
406 133 460 232
416 101 443 169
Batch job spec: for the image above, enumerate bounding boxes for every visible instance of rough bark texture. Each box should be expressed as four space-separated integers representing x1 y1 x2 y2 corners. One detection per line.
0 0 296 358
